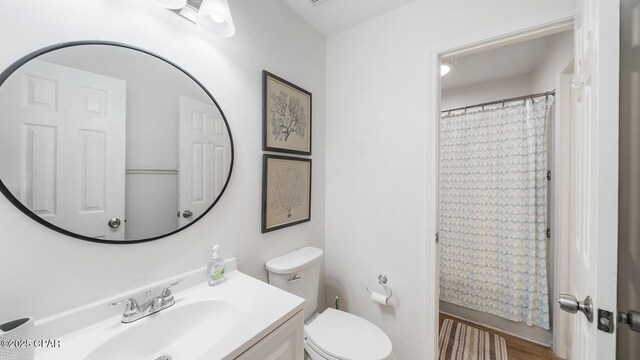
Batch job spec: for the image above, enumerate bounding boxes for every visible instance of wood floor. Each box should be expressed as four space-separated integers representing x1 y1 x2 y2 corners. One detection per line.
439 314 563 360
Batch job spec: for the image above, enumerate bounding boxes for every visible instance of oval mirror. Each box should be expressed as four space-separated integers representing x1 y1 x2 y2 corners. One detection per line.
0 42 233 243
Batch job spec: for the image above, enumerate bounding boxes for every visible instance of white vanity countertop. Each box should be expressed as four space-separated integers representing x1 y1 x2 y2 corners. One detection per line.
35 262 305 360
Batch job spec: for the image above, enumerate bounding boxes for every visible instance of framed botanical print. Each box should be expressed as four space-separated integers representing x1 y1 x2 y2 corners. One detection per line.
262 154 311 233
262 70 312 155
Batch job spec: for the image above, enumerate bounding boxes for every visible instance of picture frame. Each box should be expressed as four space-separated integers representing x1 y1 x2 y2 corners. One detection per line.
262 70 312 155
262 154 311 233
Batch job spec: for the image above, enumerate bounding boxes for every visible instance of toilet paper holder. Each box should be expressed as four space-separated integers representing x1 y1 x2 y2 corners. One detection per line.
365 274 393 302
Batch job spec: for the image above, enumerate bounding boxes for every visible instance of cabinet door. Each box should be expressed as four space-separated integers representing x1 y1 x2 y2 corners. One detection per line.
236 311 304 360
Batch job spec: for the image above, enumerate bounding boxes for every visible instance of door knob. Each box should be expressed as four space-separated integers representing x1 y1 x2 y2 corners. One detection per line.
182 210 193 218
559 294 593 323
618 310 640 332
108 218 122 229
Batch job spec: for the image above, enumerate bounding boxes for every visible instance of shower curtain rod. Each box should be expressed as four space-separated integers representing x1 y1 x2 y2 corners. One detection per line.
441 90 555 114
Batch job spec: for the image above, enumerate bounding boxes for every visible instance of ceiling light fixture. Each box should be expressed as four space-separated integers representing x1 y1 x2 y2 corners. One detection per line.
152 0 188 10
197 0 236 37
154 0 236 37
441 58 456 76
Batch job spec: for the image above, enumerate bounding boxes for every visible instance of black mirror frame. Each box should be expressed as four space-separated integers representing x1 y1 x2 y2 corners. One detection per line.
0 41 234 244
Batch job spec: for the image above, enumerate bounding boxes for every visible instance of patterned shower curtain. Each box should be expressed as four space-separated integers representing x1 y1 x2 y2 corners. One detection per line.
439 96 553 330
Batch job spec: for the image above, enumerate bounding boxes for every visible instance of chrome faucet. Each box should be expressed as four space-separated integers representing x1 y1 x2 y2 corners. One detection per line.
110 279 183 323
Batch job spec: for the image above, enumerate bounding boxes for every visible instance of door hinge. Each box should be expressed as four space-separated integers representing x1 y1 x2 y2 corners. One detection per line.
546 228 551 239
435 232 439 244
547 170 551 181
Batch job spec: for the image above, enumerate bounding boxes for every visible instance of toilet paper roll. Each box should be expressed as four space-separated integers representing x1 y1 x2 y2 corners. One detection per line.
370 291 388 305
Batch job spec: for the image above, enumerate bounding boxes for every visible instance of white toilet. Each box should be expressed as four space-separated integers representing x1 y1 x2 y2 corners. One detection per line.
266 247 394 360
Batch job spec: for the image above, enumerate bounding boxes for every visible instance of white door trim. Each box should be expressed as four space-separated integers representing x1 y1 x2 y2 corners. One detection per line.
552 62 575 358
424 5 576 359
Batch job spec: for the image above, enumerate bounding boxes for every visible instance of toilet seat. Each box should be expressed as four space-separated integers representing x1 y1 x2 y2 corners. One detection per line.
304 308 392 360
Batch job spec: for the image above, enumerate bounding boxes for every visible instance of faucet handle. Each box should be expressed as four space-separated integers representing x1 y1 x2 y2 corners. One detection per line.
109 298 139 316
161 279 184 301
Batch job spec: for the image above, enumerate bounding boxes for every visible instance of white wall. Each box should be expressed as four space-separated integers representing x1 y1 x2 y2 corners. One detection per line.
441 73 532 110
123 61 183 239
125 173 179 239
325 1 575 358
617 0 640 357
530 31 575 93
0 0 326 322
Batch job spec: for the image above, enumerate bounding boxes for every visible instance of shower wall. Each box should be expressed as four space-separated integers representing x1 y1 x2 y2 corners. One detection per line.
441 74 531 110
439 31 573 346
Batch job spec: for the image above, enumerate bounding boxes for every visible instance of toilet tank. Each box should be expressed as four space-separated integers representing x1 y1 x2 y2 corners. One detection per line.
266 247 323 320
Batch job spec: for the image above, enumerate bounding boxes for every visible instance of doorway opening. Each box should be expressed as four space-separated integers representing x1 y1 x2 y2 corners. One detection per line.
435 28 574 359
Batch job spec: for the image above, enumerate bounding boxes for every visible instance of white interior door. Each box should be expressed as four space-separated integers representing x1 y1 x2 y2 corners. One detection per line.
178 96 229 227
565 0 620 358
0 60 126 240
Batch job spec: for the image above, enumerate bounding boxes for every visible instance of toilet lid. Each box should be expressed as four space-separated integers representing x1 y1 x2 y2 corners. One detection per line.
305 308 392 360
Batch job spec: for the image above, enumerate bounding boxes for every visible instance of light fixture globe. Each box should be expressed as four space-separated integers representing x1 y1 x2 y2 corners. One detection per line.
197 0 236 37
152 0 187 10
441 58 456 76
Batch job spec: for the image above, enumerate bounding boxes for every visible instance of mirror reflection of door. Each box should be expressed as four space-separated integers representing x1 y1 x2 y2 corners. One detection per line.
0 60 126 240
178 96 230 227
0 44 234 242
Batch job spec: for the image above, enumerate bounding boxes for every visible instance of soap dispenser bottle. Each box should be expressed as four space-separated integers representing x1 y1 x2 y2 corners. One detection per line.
207 245 225 286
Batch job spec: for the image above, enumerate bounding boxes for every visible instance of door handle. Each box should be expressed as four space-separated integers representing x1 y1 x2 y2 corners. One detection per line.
182 210 193 218
618 310 640 332
559 294 593 323
108 218 122 229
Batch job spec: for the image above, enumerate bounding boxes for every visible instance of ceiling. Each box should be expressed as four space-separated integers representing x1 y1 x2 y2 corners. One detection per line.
441 32 568 91
282 0 416 36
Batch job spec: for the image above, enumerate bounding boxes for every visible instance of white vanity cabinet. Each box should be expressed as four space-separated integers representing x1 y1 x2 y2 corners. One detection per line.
236 310 304 360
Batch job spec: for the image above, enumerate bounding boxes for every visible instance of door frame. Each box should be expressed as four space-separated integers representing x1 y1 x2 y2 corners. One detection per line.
555 61 576 357
424 5 576 359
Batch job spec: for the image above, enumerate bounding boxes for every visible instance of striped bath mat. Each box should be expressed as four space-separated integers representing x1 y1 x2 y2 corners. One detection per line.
439 318 508 360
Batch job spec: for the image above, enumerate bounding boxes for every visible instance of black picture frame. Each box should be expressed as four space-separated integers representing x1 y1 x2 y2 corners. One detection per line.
262 70 312 155
262 154 312 234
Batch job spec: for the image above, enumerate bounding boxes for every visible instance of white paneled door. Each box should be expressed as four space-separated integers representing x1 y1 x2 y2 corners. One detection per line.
178 96 229 227
0 60 126 240
565 0 620 358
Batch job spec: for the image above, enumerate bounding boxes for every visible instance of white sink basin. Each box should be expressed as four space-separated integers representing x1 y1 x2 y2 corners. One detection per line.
35 262 305 360
85 300 236 360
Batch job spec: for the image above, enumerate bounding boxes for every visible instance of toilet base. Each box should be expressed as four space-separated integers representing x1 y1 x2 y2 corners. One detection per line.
303 311 395 360
304 336 341 360
304 332 396 360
